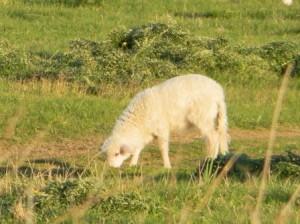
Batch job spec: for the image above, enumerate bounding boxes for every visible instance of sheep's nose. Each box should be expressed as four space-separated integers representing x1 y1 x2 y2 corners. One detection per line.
108 160 122 168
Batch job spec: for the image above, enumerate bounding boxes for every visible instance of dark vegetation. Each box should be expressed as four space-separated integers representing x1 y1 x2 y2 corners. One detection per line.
198 151 300 180
0 179 91 223
1 23 299 89
21 0 103 7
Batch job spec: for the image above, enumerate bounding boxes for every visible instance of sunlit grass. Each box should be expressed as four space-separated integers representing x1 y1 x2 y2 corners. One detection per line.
1 0 300 223
1 0 299 52
1 79 299 142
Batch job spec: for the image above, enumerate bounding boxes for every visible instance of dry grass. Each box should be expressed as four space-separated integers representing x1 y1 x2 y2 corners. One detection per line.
178 153 241 224
251 63 295 224
1 79 143 98
2 102 26 140
276 184 300 224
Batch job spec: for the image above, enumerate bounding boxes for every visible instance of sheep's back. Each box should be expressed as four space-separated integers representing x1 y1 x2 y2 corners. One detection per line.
147 74 225 132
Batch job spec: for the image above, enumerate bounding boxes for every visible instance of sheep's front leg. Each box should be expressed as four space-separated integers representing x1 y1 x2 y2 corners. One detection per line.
129 150 141 166
158 138 171 168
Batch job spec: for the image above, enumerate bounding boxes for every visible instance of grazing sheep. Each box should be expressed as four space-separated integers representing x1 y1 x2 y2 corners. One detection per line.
101 74 229 168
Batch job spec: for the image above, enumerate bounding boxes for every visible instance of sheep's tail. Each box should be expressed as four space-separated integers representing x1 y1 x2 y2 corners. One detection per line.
216 99 230 154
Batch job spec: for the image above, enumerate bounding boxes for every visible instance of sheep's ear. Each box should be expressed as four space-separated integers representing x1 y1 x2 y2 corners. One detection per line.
120 145 131 155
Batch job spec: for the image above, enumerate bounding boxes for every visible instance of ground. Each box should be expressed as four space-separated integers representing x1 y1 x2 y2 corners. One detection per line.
1 0 300 223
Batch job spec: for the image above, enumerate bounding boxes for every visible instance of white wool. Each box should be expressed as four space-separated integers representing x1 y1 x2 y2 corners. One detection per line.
101 74 229 168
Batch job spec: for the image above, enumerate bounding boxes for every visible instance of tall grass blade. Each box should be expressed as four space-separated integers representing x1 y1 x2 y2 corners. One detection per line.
251 63 295 224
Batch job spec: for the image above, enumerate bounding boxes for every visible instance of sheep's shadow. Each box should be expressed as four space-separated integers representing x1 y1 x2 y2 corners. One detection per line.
119 166 195 183
0 158 90 178
196 151 300 181
153 170 196 183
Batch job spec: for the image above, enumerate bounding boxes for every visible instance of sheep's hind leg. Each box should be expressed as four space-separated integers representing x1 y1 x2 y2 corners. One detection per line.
187 112 220 159
204 130 220 159
158 137 171 168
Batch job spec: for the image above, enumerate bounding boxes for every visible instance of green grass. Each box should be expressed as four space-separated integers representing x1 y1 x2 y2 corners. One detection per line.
1 0 300 223
0 80 299 142
227 85 300 129
1 0 299 52
1 5 300 83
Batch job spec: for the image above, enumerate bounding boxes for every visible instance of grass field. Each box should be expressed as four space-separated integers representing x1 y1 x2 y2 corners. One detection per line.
0 0 300 223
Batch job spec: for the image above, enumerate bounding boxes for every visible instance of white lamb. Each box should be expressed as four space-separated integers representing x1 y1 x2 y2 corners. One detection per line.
101 74 229 168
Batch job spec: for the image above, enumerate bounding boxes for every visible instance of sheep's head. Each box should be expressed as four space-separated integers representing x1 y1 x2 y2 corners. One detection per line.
100 138 132 168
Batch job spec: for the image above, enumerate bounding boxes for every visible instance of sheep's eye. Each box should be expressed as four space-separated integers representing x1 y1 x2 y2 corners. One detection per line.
115 153 120 156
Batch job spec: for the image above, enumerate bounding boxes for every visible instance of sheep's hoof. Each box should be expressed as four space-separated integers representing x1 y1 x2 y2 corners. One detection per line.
164 165 172 169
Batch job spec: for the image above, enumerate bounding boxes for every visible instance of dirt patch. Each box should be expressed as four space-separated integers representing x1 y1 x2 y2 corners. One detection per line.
1 128 300 162
0 135 103 164
172 127 300 143
230 128 300 140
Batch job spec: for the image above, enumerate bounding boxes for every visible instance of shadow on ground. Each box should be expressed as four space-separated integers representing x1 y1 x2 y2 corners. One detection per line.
197 151 300 181
117 166 196 183
0 159 90 178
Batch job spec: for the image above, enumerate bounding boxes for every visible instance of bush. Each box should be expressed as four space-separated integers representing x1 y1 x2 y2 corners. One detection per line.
35 179 90 222
1 23 299 86
85 192 161 223
0 179 91 223
259 41 298 73
0 41 29 79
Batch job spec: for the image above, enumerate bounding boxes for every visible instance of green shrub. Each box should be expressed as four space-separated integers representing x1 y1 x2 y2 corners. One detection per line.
34 179 90 223
0 41 28 79
255 41 298 74
1 23 299 86
85 192 161 223
0 189 22 222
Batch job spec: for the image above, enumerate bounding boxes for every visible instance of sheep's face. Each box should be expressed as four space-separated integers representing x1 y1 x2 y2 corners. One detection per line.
101 140 132 168
108 146 131 168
